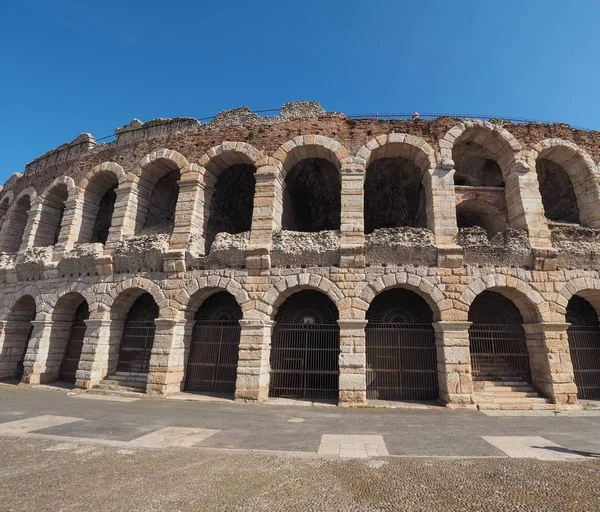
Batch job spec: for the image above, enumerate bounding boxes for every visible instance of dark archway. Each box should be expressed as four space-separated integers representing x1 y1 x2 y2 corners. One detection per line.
1 296 36 380
205 164 256 253
58 301 90 383
456 200 506 239
469 291 531 383
116 293 159 374
0 194 31 253
185 291 242 394
364 158 426 234
536 158 580 224
366 289 438 401
138 170 180 235
34 184 68 247
453 141 504 187
566 295 600 399
269 290 339 400
282 159 341 232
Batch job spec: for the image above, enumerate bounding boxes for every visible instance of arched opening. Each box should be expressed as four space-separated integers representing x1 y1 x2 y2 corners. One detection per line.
0 196 10 234
0 194 31 253
47 293 89 383
366 289 438 401
364 158 426 234
536 158 580 224
205 164 256 253
566 295 600 399
0 296 36 380
469 291 531 383
34 184 68 247
269 290 339 400
453 141 505 187
116 293 159 374
282 158 341 232
185 291 242 395
80 171 119 244
456 200 506 239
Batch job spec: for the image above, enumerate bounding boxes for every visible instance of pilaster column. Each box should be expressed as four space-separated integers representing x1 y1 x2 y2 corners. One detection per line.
170 178 204 254
54 197 84 256
147 317 187 395
425 163 459 246
340 164 365 268
246 167 278 269
522 322 578 406
0 320 31 379
234 319 274 401
432 321 475 408
20 204 42 251
75 319 116 388
21 319 55 384
105 184 139 249
337 319 367 405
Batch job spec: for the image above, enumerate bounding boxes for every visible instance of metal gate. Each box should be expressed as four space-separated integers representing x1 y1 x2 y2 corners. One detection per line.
185 292 241 394
116 294 158 374
567 296 600 399
366 289 438 401
269 291 339 400
469 291 531 382
58 302 89 382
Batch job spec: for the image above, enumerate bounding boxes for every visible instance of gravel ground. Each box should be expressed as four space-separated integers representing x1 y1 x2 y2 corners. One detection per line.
1 437 600 511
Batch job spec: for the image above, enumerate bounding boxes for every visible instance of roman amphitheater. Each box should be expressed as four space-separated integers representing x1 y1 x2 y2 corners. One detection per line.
2 101 600 410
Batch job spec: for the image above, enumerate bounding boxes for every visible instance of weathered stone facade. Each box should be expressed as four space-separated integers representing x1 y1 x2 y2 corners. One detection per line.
1 101 600 409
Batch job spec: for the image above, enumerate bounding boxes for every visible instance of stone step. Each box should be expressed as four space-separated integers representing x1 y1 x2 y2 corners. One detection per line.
86 388 144 399
477 402 558 411
477 391 540 398
93 382 145 393
475 395 551 405
480 385 535 393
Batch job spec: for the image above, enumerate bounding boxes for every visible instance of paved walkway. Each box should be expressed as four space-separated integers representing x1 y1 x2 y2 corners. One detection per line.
2 385 600 460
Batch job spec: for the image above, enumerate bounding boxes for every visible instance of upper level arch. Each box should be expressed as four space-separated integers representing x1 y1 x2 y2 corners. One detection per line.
532 139 600 228
0 188 37 253
33 176 77 248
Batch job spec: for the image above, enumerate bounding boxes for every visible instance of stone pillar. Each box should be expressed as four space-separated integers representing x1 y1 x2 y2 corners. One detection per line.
21 204 42 251
338 319 367 405
21 319 54 384
105 183 138 249
433 321 475 408
170 177 204 254
75 319 116 388
55 197 83 256
147 318 187 395
30 320 73 383
234 319 274 401
246 168 278 269
522 322 578 406
0 320 31 379
340 164 365 268
504 162 552 248
425 162 459 246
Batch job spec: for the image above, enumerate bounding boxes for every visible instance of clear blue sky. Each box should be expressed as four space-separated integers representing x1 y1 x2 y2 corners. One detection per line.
1 0 599 181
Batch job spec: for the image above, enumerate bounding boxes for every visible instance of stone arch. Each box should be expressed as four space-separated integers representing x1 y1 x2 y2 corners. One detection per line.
358 273 445 322
135 149 189 235
533 139 600 227
271 136 348 232
194 143 263 252
77 163 125 244
440 120 522 176
456 198 507 238
458 275 546 324
47 281 96 316
33 176 77 247
104 278 168 321
0 293 37 380
359 135 436 233
0 188 37 253
0 286 39 321
259 274 344 318
556 277 600 319
178 276 250 321
0 191 13 238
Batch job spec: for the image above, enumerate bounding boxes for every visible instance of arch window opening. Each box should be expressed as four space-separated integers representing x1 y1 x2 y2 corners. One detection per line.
282 158 341 232
453 141 504 187
269 290 339 400
536 158 580 224
34 184 68 247
468 291 531 384
79 170 120 245
456 200 507 240
90 185 117 244
566 295 600 399
0 194 31 253
205 164 256 253
116 293 159 374
366 289 438 401
1 296 36 381
0 197 10 234
185 291 242 394
364 158 427 234
57 300 90 383
139 169 181 235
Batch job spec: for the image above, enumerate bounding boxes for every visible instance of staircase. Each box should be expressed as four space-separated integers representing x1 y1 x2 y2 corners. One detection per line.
86 371 148 398
473 378 556 410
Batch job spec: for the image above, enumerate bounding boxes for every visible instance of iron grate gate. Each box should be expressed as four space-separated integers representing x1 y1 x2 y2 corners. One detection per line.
366 323 438 401
116 321 156 374
59 302 89 383
269 323 339 400
567 326 600 399
185 321 241 394
469 324 531 382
